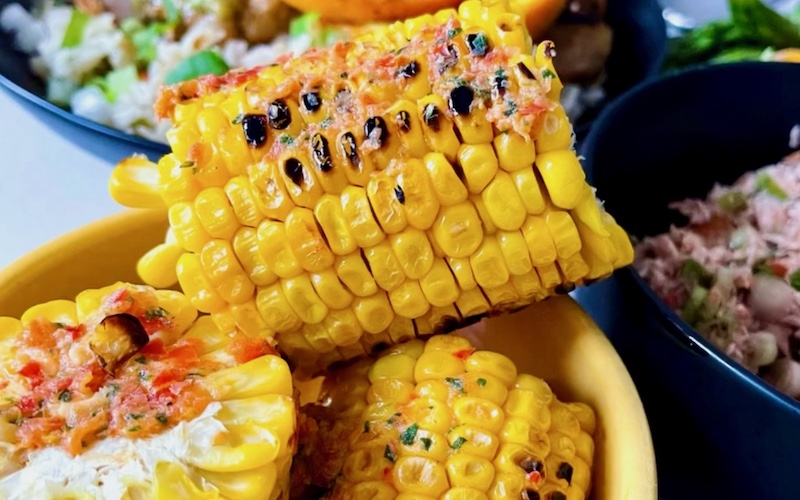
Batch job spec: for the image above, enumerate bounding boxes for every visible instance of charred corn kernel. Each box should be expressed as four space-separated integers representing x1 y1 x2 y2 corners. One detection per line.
360 329 393 353
432 203 484 258
458 144 499 194
391 228 434 280
353 293 393 334
455 288 491 319
137 241 183 289
420 259 460 307
255 283 303 333
418 95 460 162
225 177 264 228
511 168 546 215
200 240 255 305
536 151 586 210
177 253 227 313
364 240 406 292
423 152 469 207
314 194 358 256
389 280 430 319
336 253 378 297
521 215 557 267
232 227 278 287
470 238 510 289
323 308 364 346
285 207 335 273
281 275 329 324
169 202 212 253
493 132 535 172
112 0 634 365
249 162 294 221
387 100 428 155
481 172 526 231
341 186 386 247
535 104 572 153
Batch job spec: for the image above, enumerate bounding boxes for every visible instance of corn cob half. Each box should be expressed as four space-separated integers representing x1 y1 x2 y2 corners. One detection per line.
291 334 595 499
0 283 296 499
109 0 633 372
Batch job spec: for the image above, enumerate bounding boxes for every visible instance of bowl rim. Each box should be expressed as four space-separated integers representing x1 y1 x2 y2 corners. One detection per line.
580 60 800 414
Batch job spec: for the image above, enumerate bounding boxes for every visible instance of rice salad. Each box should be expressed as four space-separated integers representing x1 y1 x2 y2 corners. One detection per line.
0 0 340 141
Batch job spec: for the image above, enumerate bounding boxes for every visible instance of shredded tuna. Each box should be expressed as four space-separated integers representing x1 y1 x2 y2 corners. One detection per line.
634 150 800 398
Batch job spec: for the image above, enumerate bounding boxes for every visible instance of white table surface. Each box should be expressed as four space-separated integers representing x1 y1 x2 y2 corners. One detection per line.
0 90 124 269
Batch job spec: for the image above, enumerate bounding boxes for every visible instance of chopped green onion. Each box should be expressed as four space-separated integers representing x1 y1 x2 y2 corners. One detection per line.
717 191 748 212
680 286 709 326
755 172 788 200
62 8 90 48
445 377 464 392
450 436 467 450
420 437 433 451
477 378 487 387
57 390 71 402
164 50 229 85
789 269 800 291
679 258 714 288
163 0 181 25
290 12 321 37
104 65 139 103
400 423 419 445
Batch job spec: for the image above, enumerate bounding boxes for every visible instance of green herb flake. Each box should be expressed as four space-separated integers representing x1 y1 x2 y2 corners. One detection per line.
541 68 555 79
753 259 774 276
470 33 489 55
144 307 168 320
179 160 196 169
384 444 396 463
386 412 402 424
420 437 433 451
232 113 245 125
445 377 464 392
3 396 17 404
363 421 371 433
320 117 333 129
477 378 487 387
163 0 181 25
134 355 147 364
789 269 800 291
138 370 150 381
156 413 169 424
126 413 144 420
495 68 507 79
279 135 295 146
447 27 463 39
680 258 714 288
339 72 348 78
107 383 120 397
127 426 141 433
450 436 467 450
504 99 517 117
755 172 788 200
400 423 419 445
717 191 748 212
57 390 72 402
53 322 66 329
164 50 230 86
62 8 90 48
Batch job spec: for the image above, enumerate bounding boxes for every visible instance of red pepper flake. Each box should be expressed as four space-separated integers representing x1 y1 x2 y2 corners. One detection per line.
65 324 86 341
382 466 393 482
526 470 542 484
768 260 789 278
453 348 475 360
19 361 44 388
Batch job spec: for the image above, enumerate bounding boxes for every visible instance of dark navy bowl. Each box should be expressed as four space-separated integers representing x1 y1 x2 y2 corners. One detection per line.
0 0 169 163
576 62 800 499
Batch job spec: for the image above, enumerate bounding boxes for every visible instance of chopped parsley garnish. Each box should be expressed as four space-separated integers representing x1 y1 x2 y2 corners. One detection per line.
504 99 518 117
447 27 463 39
126 413 144 420
164 50 229 85
755 172 788 200
541 68 555 79
138 370 150 381
420 437 433 451
384 444 397 463
445 377 464 392
62 8 90 48
467 33 489 56
179 160 196 169
495 68 507 79
57 390 72 402
144 307 168 320
320 117 333 129
279 135 295 146
789 269 800 291
364 421 371 433
477 378 487 387
453 77 467 88
400 423 419 445
156 413 169 424
107 383 120 397
127 426 141 433
451 436 467 449
53 322 66 329
134 355 147 364
717 191 748 212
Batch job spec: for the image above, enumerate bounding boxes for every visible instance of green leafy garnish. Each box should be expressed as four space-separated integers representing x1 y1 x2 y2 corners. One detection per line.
477 378 487 387
504 99 517 117
89 65 139 104
450 436 467 450
755 172 788 200
57 390 71 402
163 0 181 25
62 8 90 48
134 355 147 364
680 258 714 288
156 413 169 424
126 413 144 420
127 426 141 432
680 285 709 326
420 437 433 451
753 259 775 275
144 307 168 320
447 27 463 39
164 50 229 85
445 377 464 392
789 269 800 291
400 423 419 445
541 68 555 79
717 191 748 212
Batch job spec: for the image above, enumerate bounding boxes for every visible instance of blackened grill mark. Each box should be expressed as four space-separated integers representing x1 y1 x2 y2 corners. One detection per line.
556 462 573 484
449 86 474 116
523 490 540 500
340 132 361 167
241 114 268 148
397 61 419 79
311 133 333 172
301 91 321 113
493 74 509 97
433 316 460 334
268 100 291 130
364 117 388 148
466 32 490 57
284 158 305 186
394 185 405 204
519 458 544 474
517 61 536 80
396 110 411 132
422 104 441 131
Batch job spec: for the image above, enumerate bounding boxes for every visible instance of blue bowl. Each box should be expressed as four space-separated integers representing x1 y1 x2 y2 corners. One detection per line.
576 62 800 499
0 0 169 163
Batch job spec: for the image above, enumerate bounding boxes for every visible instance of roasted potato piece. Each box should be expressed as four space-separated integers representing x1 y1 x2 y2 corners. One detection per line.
278 0 462 23
89 313 150 374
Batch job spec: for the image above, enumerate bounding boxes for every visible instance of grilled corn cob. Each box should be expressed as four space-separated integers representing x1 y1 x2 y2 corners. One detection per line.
292 334 595 499
0 283 296 499
109 0 633 370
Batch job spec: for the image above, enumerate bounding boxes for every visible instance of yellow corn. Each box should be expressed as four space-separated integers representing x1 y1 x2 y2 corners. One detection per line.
110 0 633 369
0 283 295 500
295 335 595 499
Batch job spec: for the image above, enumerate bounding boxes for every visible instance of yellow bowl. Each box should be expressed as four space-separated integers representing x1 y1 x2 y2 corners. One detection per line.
0 209 656 500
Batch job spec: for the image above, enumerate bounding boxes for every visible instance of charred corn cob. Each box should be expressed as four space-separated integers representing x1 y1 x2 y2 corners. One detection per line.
0 283 296 499
292 334 595 499
110 0 633 371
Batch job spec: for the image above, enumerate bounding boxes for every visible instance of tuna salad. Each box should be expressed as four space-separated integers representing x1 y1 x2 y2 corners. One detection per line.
635 148 800 399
